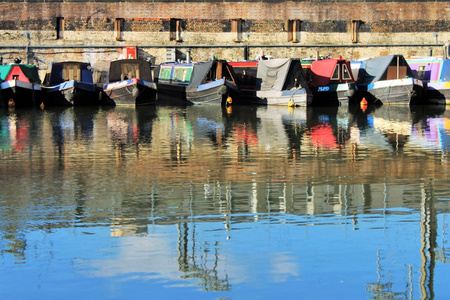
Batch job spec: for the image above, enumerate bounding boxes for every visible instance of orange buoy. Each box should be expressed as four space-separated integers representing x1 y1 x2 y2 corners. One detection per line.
226 96 232 105
8 99 15 107
360 97 368 112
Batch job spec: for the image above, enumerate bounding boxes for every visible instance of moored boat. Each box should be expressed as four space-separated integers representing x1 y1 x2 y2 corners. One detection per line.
230 58 312 106
41 61 100 106
0 63 42 108
406 56 450 105
307 57 356 106
185 59 240 105
350 55 425 106
102 59 157 106
155 61 193 105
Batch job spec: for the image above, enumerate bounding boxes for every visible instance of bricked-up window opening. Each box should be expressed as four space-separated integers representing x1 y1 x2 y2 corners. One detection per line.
352 20 362 43
56 17 64 40
231 19 242 42
288 20 300 43
170 19 182 42
115 18 124 41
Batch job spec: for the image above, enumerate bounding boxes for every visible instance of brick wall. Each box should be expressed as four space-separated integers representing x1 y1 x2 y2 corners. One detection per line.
0 2 449 66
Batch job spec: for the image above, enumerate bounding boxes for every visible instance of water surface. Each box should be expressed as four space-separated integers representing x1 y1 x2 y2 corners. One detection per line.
1 104 450 299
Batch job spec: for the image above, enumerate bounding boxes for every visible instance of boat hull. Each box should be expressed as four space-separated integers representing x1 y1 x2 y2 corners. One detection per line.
103 78 157 106
423 82 450 105
239 87 312 106
156 82 190 106
43 81 101 106
0 80 42 107
186 79 239 105
351 78 424 105
309 83 355 107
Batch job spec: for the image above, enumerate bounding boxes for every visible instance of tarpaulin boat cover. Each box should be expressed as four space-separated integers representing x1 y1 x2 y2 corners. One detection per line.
256 58 291 91
310 59 339 87
0 64 41 84
356 55 414 86
187 61 214 90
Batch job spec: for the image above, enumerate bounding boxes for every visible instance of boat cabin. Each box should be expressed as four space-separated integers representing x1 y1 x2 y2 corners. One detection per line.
43 62 94 86
356 55 415 86
228 61 258 90
0 64 41 84
308 58 355 87
107 59 153 83
187 59 238 89
158 62 193 85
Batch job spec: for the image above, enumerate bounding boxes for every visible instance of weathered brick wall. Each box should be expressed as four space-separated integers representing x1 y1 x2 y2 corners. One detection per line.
1 2 449 26
0 2 449 66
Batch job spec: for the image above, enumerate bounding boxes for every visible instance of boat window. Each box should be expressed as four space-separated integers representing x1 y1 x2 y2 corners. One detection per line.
121 63 139 80
342 64 352 80
159 66 173 80
173 67 192 83
331 65 340 80
417 65 426 79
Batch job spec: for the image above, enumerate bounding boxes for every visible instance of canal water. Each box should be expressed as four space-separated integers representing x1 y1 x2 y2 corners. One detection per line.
1 103 450 299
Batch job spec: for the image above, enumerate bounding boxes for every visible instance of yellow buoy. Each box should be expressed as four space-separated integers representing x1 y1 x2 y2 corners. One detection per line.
288 100 295 107
226 96 232 105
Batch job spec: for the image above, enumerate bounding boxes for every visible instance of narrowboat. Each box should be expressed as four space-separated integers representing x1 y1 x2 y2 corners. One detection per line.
0 63 42 107
102 59 157 106
155 62 193 105
230 58 313 106
350 55 425 105
185 59 240 105
406 56 450 105
307 57 356 106
41 61 100 106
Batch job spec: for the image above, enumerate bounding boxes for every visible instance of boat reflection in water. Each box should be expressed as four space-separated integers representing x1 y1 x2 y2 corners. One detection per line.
0 102 450 299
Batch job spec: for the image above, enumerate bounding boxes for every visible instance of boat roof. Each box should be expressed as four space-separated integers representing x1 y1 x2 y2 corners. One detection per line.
108 59 153 82
187 59 237 88
187 60 214 88
309 58 354 86
356 55 414 85
44 61 93 85
256 58 297 91
0 64 41 84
